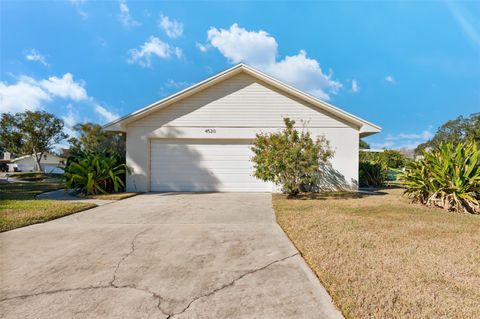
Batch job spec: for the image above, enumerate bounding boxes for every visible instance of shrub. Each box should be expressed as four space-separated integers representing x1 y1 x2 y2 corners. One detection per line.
359 162 386 187
359 150 408 169
251 118 333 197
400 142 480 214
64 151 129 195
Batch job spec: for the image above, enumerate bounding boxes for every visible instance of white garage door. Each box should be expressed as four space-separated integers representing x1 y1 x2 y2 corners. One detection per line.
150 139 272 192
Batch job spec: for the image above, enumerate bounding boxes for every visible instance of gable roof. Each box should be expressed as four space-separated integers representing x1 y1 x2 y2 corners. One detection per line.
104 63 381 137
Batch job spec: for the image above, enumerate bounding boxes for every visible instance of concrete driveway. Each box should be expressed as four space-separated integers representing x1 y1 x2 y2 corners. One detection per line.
0 193 342 319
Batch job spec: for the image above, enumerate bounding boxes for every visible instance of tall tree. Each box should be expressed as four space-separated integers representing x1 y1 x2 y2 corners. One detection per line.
359 139 370 149
415 112 480 154
0 111 67 171
68 123 125 161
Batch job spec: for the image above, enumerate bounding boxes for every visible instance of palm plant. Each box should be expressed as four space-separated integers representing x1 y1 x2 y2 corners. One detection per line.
359 161 387 187
400 142 480 214
64 151 129 195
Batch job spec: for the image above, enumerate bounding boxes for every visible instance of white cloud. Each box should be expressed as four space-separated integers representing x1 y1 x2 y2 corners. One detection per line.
62 105 78 128
385 75 395 84
206 24 341 100
159 14 183 38
164 79 191 90
25 49 49 66
0 73 86 113
372 128 434 150
38 73 88 101
351 79 359 93
128 36 182 67
69 0 88 19
62 104 80 137
0 73 117 125
94 104 118 123
196 42 209 53
0 80 51 113
119 0 140 28
207 24 277 66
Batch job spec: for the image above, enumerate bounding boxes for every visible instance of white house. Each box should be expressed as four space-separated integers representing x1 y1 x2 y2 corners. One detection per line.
105 64 381 192
9 152 66 174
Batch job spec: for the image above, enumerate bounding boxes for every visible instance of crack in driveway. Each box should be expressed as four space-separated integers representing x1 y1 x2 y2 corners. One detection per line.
110 228 150 286
0 227 172 317
1 226 300 319
166 252 300 318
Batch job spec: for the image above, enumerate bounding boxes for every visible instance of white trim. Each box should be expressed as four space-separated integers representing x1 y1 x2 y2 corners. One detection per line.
104 63 381 136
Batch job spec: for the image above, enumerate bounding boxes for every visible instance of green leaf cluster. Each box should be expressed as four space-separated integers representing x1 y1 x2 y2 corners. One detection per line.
401 142 480 214
251 118 333 196
64 151 129 195
67 123 125 161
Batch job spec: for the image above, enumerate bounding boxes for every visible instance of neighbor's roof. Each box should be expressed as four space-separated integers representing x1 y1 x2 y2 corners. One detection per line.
104 63 381 136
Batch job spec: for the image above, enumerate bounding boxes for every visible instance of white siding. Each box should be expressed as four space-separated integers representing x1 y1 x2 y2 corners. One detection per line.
124 73 360 193
131 73 351 129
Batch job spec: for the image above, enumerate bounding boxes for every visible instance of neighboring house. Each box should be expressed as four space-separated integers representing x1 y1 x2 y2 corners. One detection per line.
0 152 12 172
9 152 66 174
105 64 381 192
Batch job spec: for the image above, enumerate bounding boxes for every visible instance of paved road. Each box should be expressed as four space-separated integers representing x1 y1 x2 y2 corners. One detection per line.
0 193 343 319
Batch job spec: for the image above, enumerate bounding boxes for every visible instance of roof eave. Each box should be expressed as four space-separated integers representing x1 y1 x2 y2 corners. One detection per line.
104 63 382 135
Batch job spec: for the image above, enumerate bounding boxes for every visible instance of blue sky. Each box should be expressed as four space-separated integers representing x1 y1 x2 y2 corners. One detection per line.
1 0 479 149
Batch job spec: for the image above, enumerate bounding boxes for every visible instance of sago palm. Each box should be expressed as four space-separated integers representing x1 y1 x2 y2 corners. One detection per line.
64 152 129 195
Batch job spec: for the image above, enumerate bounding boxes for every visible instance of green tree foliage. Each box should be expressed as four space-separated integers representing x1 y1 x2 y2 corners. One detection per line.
359 150 408 186
401 142 480 214
360 150 408 169
359 139 370 149
68 123 125 161
64 151 129 195
415 112 480 154
251 118 333 196
0 111 67 171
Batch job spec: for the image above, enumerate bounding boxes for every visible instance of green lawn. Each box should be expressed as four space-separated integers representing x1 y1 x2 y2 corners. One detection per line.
0 175 96 232
274 188 480 319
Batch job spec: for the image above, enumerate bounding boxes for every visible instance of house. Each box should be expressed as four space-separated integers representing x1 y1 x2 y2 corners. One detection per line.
105 64 381 192
9 152 66 174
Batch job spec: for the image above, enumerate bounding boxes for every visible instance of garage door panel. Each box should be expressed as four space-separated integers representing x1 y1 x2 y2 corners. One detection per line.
152 161 255 170
150 139 271 192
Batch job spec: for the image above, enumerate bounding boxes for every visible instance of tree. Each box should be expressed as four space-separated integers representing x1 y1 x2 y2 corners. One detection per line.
359 139 370 149
0 111 67 171
360 150 407 169
68 123 125 161
251 118 333 196
415 112 480 154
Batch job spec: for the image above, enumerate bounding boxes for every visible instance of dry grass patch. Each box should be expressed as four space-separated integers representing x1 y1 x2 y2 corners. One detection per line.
274 188 480 319
0 200 96 232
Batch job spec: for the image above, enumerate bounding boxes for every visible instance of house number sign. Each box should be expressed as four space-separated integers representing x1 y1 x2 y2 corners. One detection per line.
205 129 216 134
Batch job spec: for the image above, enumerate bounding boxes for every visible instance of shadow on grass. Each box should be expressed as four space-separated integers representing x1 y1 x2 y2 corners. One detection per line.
282 188 395 201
